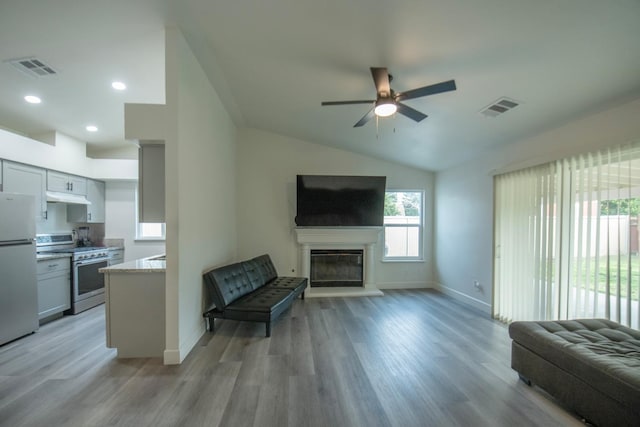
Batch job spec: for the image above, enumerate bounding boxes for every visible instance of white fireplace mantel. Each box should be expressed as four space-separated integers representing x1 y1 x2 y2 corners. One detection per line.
294 227 384 298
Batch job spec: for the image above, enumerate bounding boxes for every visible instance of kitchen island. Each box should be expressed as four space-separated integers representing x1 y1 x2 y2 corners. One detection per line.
100 255 165 358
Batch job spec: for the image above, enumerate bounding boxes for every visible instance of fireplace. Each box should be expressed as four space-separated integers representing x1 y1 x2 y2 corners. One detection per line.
294 227 384 297
310 249 363 287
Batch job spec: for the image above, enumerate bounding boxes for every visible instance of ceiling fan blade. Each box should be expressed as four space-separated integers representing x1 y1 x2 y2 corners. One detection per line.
370 67 391 96
321 100 374 106
354 108 375 127
396 79 456 101
396 102 428 122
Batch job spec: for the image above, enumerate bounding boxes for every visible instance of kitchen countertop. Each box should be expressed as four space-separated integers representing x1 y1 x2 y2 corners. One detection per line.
100 255 165 273
36 253 72 261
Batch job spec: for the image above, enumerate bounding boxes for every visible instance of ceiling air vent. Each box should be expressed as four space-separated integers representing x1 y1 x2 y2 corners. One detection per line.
479 97 520 118
7 57 57 78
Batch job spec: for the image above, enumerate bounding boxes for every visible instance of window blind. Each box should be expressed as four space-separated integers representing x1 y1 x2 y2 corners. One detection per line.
494 143 640 328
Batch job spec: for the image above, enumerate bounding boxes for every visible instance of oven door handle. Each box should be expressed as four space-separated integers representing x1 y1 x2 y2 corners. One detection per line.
75 258 109 266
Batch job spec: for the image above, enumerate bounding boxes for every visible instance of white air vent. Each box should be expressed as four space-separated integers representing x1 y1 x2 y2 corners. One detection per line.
479 97 520 118
7 57 57 77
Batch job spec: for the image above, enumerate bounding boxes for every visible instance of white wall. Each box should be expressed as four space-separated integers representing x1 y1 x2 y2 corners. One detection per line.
435 97 640 314
236 128 434 289
0 129 136 180
104 181 165 261
163 28 237 364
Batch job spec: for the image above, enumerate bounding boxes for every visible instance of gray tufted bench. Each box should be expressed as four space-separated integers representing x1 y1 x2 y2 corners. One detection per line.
509 319 640 427
202 254 307 337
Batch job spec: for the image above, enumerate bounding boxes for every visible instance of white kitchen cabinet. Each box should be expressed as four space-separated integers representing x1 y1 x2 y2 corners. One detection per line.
138 143 165 223
37 256 71 320
103 267 165 358
2 161 48 222
47 170 87 195
107 248 125 266
67 179 105 223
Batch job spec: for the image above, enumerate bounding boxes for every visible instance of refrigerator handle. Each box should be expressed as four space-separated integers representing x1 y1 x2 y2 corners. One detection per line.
0 239 35 247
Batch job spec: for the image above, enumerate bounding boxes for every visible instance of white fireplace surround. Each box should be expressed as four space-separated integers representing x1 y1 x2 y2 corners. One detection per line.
295 227 384 297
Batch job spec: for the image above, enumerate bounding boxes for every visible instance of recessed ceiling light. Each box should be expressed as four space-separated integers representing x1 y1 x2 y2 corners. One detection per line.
86 125 98 132
111 81 126 91
24 95 41 104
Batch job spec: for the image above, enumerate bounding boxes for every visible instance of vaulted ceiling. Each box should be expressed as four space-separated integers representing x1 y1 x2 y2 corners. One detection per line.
1 0 639 171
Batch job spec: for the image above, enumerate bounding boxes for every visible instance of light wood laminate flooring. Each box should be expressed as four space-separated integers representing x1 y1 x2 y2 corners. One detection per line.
0 289 584 427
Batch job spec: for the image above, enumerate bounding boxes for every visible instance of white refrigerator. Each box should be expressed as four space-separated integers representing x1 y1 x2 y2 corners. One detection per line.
0 193 38 345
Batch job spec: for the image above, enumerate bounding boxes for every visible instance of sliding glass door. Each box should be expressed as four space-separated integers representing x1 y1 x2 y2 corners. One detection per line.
494 143 640 328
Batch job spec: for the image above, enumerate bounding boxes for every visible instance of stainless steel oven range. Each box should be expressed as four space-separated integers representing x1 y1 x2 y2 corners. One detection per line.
36 233 109 314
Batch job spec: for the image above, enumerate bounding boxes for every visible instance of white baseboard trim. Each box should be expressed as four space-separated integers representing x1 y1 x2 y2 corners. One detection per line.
164 324 206 365
306 287 384 298
163 349 181 365
377 281 431 290
306 281 432 297
434 282 491 314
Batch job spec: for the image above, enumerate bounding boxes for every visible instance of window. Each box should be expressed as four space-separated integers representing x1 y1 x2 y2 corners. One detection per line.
135 189 166 240
137 222 166 240
383 190 423 260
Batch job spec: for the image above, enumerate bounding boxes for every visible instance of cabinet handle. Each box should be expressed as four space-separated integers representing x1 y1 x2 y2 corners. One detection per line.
44 211 48 220
66 182 70 191
70 182 73 191
88 213 92 220
48 263 59 268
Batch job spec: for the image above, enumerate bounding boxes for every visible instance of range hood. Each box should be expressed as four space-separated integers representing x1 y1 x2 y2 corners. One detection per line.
46 191 91 205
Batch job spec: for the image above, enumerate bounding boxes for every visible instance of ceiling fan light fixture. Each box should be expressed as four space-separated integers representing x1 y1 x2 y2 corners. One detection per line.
24 95 41 104
374 99 397 117
111 81 126 91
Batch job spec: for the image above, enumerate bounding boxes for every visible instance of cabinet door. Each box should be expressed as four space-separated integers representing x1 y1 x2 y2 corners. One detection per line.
87 179 105 222
69 175 87 195
37 258 71 319
47 170 71 192
2 161 47 222
67 179 105 222
47 171 87 195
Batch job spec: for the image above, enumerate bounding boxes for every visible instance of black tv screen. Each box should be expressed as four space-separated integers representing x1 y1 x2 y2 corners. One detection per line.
295 175 387 226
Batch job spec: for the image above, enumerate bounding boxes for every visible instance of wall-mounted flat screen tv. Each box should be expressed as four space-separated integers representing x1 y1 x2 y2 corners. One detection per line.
295 175 387 226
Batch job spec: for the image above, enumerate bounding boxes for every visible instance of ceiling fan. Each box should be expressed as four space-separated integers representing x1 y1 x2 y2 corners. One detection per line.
321 67 456 127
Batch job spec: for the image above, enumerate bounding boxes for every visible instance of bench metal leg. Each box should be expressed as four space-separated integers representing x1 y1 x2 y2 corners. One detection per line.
518 373 532 386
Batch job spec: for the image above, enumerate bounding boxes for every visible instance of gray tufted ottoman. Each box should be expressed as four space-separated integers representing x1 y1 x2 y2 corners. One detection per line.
508 319 640 427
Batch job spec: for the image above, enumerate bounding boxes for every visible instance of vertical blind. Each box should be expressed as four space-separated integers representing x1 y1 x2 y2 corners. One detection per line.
494 143 640 328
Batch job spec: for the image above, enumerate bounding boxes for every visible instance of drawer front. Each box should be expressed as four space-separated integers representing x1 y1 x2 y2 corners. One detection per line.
38 274 71 318
37 258 71 275
108 249 125 266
